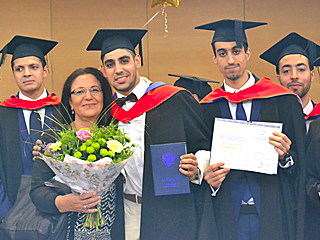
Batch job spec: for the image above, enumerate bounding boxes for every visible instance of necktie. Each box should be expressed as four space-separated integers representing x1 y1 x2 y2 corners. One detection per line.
30 111 42 144
115 93 138 107
235 102 253 203
236 102 247 121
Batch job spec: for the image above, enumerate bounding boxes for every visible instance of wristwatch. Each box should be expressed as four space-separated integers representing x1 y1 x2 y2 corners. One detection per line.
280 151 291 165
194 167 201 181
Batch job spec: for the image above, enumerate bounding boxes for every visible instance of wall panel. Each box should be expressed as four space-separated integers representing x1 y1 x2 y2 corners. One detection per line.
0 0 319 102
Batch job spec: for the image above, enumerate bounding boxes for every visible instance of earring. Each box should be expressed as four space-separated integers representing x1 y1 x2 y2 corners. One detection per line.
71 110 74 114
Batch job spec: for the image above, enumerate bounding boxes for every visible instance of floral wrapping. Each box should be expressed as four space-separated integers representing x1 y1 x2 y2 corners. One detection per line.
39 153 129 195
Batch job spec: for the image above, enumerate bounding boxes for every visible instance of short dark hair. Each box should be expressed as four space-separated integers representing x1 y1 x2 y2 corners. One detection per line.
101 48 136 64
57 67 113 127
212 42 248 57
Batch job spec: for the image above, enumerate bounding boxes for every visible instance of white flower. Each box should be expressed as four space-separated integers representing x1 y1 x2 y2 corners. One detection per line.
107 140 123 153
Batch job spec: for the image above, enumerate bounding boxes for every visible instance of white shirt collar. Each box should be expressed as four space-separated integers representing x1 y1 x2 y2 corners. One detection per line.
19 89 48 132
223 71 255 93
18 88 48 101
304 98 314 115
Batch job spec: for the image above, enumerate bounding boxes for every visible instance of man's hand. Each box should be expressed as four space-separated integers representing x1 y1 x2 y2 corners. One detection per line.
32 140 42 161
204 162 230 188
269 132 291 160
179 153 199 181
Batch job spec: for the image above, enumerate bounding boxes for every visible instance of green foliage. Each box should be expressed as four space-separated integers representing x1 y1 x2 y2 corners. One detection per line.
43 123 134 164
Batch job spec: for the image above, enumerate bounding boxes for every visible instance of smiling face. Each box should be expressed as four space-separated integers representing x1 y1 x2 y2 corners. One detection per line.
213 41 251 89
277 54 314 104
69 74 103 124
12 56 48 99
101 48 141 96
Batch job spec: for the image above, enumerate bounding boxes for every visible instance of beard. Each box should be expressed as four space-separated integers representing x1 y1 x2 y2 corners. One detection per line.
226 73 240 81
114 69 138 94
290 86 309 99
224 64 242 81
287 80 311 99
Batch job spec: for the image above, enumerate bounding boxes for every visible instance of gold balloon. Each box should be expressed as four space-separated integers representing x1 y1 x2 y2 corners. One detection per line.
151 0 179 8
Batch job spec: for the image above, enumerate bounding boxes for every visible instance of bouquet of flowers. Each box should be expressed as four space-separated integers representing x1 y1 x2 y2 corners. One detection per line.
37 122 135 229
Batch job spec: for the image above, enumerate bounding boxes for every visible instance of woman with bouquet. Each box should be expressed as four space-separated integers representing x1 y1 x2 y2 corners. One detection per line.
30 67 125 239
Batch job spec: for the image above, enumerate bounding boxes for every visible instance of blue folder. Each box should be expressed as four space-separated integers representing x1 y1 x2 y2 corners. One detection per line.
150 142 190 196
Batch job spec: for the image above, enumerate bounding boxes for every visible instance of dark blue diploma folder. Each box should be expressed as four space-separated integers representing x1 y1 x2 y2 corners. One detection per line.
150 142 190 196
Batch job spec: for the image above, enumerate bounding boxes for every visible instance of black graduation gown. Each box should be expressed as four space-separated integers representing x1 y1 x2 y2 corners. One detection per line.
305 118 320 239
201 84 306 240
0 105 55 206
134 90 216 240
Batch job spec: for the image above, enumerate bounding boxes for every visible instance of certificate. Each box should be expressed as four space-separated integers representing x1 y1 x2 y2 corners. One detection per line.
150 142 190 196
210 118 283 175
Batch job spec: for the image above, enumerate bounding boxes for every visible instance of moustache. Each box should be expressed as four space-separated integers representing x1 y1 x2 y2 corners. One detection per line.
225 64 240 70
288 81 303 87
115 74 128 80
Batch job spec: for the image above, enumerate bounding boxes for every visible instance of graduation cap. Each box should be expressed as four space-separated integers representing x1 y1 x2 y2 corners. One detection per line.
86 29 147 65
195 19 267 49
260 32 320 70
169 74 219 101
0 35 58 67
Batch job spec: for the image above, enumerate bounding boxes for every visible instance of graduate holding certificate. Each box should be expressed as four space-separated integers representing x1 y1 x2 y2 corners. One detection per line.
196 19 306 240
